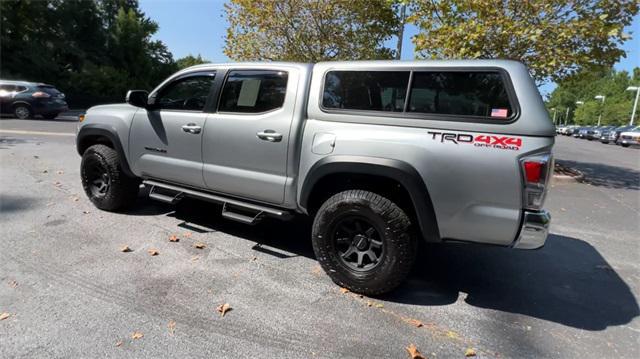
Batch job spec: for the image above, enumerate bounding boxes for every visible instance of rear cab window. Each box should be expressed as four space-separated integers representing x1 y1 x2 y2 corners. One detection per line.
321 68 516 122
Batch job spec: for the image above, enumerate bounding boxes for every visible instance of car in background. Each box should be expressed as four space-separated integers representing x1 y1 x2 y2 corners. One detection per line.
576 126 593 139
563 125 579 136
607 125 637 145
618 127 640 147
0 80 69 119
590 126 613 141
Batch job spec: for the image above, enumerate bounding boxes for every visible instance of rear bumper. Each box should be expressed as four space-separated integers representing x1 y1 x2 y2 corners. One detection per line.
513 210 551 249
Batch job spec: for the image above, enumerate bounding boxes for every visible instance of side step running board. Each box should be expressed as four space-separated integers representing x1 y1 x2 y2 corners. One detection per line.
148 186 183 204
142 180 291 220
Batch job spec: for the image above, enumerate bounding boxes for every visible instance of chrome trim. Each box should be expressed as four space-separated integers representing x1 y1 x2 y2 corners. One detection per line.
513 210 551 249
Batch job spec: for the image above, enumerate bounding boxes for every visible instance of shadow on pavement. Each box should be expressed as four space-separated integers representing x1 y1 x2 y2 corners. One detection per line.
124 198 639 331
0 194 40 213
385 234 639 331
557 159 640 190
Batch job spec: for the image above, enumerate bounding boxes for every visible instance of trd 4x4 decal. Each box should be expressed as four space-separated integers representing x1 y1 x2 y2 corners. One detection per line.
427 131 522 151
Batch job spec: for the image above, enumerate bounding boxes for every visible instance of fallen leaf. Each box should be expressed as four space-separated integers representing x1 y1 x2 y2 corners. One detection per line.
465 348 477 357
168 320 176 336
183 232 192 238
42 169 48 173
216 303 231 317
169 235 180 242
375 303 384 308
193 242 206 249
8 280 18 288
148 249 159 256
190 255 200 262
56 170 64 174
71 197 79 202
408 319 424 328
120 245 132 253
115 341 123 347
339 287 349 294
0 312 10 321
82 210 90 214
250 256 257 261
446 330 459 339
367 301 373 307
406 344 426 359
131 331 144 340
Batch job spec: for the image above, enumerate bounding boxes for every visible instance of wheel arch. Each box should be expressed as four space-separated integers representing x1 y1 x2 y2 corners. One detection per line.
300 156 441 243
76 125 135 178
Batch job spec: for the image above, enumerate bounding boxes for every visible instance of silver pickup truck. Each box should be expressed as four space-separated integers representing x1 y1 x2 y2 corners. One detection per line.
76 60 554 295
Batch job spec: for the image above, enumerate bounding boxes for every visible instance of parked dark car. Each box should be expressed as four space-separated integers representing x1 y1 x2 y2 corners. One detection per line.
590 126 613 141
0 80 69 119
576 126 592 138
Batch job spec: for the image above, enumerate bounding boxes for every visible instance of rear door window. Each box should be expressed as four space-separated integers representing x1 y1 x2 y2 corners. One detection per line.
408 72 513 119
218 70 288 113
322 71 410 112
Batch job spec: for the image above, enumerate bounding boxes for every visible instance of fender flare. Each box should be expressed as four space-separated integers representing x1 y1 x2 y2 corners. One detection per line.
76 125 135 178
300 155 441 243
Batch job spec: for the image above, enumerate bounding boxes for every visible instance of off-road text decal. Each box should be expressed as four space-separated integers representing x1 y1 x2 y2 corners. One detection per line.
428 131 522 151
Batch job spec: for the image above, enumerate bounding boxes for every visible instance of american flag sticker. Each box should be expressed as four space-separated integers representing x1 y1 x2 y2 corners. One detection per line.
491 108 509 118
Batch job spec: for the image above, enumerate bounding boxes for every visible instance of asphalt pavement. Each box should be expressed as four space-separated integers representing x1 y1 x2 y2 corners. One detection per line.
1 119 638 358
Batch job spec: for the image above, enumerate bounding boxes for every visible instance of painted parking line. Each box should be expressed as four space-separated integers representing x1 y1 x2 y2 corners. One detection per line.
0 129 75 137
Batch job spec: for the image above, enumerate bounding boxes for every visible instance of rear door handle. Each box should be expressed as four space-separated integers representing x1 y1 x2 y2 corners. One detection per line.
257 130 282 142
181 123 201 134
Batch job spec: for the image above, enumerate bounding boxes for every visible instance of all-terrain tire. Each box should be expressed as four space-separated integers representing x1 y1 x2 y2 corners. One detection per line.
311 190 417 296
81 144 140 211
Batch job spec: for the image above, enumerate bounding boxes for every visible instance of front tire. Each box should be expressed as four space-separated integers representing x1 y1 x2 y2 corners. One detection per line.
311 190 417 295
81 144 140 211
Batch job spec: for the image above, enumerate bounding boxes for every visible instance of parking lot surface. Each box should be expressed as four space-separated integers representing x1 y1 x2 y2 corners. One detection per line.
1 119 639 358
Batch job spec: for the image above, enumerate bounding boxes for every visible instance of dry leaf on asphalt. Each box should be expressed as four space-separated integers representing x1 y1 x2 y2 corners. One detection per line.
168 320 176 336
339 287 349 294
0 312 10 321
446 330 459 339
465 348 477 357
367 301 373 307
71 197 79 202
193 242 206 249
120 245 132 253
115 341 123 347
406 344 426 359
375 303 384 308
82 210 90 214
408 319 424 328
148 249 159 256
42 169 48 173
216 303 231 317
56 170 64 174
8 280 18 288
191 255 200 262
169 235 180 242
131 331 144 340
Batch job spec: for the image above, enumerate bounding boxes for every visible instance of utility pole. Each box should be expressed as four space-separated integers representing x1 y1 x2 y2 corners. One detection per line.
627 86 639 126
396 4 407 60
595 95 605 126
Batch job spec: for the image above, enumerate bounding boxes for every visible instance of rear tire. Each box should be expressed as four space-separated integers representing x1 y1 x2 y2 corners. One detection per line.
621 143 630 148
13 105 32 119
311 190 417 296
81 144 140 211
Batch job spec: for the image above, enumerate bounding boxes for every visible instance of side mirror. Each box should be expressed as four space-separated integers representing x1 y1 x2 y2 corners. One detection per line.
126 90 149 108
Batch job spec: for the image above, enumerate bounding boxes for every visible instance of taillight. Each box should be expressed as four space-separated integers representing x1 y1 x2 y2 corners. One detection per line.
32 91 51 98
520 154 552 210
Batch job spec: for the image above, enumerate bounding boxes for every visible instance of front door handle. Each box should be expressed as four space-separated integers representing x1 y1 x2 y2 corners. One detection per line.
181 123 201 134
257 130 283 142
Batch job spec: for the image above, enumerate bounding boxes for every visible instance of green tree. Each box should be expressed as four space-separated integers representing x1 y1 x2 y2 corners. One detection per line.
547 67 639 125
176 54 209 69
408 0 639 84
224 0 400 62
0 0 176 108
